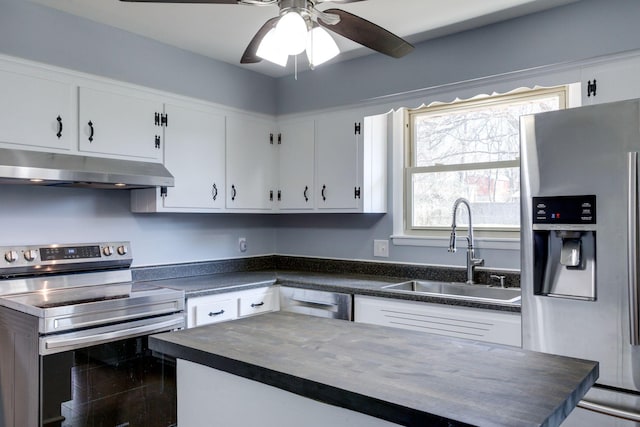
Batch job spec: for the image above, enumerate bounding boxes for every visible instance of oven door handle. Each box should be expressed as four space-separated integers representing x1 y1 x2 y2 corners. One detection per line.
41 315 184 355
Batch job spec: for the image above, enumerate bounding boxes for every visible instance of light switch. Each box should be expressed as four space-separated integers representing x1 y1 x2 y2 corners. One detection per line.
373 239 389 257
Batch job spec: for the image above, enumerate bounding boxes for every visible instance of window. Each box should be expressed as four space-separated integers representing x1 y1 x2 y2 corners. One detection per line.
405 87 567 237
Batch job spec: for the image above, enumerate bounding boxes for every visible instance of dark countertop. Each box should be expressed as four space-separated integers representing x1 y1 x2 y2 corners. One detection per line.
149 311 598 427
141 270 521 312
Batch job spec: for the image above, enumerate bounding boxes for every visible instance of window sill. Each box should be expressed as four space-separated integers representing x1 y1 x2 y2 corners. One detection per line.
390 235 520 251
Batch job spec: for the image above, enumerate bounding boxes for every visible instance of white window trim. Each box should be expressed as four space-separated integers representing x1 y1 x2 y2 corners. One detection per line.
391 82 583 249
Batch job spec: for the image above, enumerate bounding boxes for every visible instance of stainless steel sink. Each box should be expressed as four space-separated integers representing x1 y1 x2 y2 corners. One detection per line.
382 280 521 303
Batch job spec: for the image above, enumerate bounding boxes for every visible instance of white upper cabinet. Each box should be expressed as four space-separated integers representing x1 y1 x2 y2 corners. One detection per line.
315 110 361 210
277 119 315 210
131 102 226 212
313 109 387 213
226 113 277 210
581 54 640 106
162 103 226 210
0 68 74 151
78 86 164 161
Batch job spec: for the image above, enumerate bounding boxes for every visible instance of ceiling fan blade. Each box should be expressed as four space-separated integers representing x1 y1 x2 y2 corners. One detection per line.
119 0 238 3
240 17 279 64
318 8 414 59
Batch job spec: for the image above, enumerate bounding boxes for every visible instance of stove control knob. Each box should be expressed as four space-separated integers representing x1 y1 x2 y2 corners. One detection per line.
117 245 128 256
4 250 18 263
102 246 114 257
24 249 37 262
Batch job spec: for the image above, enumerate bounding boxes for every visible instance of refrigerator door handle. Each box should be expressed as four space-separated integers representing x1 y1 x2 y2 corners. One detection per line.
628 152 640 346
579 399 640 422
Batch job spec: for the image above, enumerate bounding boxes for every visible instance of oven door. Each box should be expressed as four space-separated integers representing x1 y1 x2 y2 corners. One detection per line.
40 314 184 427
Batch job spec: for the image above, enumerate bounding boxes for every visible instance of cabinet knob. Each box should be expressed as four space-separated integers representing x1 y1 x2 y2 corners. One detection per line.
212 183 218 201
88 121 94 142
56 116 63 139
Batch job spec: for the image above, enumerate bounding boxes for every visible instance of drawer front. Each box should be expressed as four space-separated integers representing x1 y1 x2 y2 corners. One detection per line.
193 298 237 327
239 288 278 317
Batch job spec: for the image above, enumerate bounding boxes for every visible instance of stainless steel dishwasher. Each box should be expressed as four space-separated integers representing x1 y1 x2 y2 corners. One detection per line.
279 286 353 320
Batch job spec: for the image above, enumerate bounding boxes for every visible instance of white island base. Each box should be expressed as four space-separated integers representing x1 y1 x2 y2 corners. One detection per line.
177 359 401 427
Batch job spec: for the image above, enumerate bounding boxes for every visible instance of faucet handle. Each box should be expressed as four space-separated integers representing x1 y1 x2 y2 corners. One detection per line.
490 274 506 288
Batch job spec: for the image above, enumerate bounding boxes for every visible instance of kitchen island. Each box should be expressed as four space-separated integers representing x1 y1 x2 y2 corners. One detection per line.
149 312 598 427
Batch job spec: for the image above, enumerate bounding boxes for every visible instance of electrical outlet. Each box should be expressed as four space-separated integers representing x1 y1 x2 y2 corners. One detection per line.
238 237 247 253
373 239 389 257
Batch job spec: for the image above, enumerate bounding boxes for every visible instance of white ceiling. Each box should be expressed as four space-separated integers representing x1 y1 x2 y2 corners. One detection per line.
28 0 580 77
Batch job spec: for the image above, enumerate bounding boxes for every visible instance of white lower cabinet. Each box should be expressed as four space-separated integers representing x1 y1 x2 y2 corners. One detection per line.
354 295 521 347
186 286 279 328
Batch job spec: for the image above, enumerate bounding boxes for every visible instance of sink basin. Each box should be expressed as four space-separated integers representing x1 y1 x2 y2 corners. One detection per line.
382 280 521 304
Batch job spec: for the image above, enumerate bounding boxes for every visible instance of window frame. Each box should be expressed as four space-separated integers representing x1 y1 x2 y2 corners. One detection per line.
402 86 569 239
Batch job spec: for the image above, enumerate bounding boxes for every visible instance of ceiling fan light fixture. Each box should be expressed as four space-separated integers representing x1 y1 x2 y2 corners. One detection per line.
306 26 339 67
256 28 288 67
275 11 308 56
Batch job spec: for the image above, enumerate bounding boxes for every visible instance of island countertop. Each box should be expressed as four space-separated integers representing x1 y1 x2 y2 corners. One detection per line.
149 312 598 427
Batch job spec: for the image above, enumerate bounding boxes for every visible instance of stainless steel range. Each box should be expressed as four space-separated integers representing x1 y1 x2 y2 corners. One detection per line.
0 241 184 427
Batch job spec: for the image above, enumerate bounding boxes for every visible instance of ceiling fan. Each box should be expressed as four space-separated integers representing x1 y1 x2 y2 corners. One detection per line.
119 0 414 68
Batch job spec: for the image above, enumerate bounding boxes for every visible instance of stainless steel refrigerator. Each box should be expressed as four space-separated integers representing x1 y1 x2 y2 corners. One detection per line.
521 99 640 426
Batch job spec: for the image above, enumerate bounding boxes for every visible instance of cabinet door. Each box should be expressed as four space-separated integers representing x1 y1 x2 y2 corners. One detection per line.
315 111 361 210
226 114 276 210
581 55 640 106
0 69 73 151
78 86 163 161
278 119 315 210
162 103 226 210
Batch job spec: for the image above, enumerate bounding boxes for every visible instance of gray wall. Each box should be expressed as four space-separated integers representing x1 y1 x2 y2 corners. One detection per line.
1 0 638 271
0 185 277 267
0 0 277 115
276 0 640 114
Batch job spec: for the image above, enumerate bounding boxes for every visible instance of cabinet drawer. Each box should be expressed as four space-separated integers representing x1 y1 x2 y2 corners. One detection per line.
239 288 278 317
194 298 237 326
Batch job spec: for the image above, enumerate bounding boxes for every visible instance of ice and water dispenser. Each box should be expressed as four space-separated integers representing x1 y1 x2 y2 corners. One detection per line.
532 195 597 300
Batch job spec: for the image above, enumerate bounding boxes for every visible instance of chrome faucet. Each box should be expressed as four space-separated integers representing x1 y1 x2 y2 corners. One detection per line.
448 198 484 284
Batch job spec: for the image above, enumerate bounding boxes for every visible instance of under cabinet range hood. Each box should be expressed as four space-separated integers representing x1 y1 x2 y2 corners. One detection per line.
0 147 174 189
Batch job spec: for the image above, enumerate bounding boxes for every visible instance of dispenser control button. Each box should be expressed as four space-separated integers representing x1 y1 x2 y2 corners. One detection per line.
4 250 18 263
102 246 114 257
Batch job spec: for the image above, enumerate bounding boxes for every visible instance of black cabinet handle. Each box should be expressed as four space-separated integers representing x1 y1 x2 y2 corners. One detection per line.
88 121 94 142
304 186 309 202
277 190 281 202
56 116 63 139
251 302 265 308
212 183 218 201
322 185 327 201
208 310 225 316
270 190 274 201
231 185 237 201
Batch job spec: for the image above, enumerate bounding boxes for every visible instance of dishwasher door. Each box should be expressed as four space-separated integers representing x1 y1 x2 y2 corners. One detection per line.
279 287 352 320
